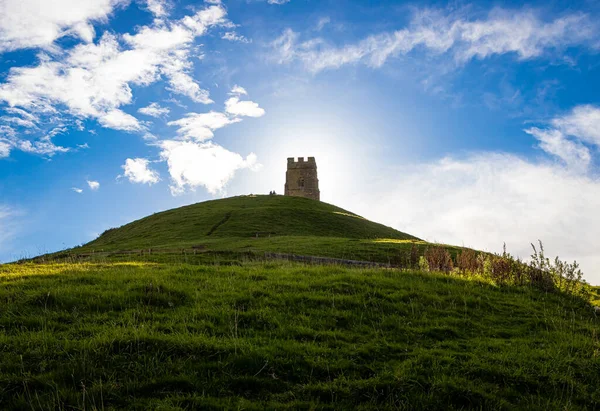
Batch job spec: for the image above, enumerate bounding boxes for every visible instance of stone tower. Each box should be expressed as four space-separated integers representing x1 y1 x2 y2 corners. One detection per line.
284 157 320 201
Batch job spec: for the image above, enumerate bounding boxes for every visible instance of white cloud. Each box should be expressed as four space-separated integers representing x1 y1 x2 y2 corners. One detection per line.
0 140 11 158
121 158 160 184
0 33 142 122
0 205 21 251
316 17 331 31
138 102 170 118
0 3 228 134
352 152 600 284
0 0 125 53
267 0 290 4
525 127 591 173
272 29 300 65
144 0 169 18
1 107 39 128
225 97 266 117
15 136 70 156
551 105 600 146
167 89 265 141
0 116 37 128
273 9 597 72
161 90 266 194
222 32 251 43
159 140 260 195
72 187 83 193
87 180 100 190
0 124 69 157
181 4 229 35
229 85 248 96
520 104 600 174
4 107 39 122
122 23 193 50
168 111 240 141
161 52 214 104
98 109 142 131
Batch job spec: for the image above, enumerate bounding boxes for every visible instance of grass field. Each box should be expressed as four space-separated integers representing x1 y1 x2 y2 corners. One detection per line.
3 195 599 409
1 261 599 410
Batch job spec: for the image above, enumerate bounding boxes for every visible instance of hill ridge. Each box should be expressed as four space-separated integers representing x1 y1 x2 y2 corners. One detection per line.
83 195 419 252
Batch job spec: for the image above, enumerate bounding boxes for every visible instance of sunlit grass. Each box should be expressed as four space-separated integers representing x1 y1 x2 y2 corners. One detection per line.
371 238 427 244
0 261 156 279
0 260 598 409
591 286 600 306
332 211 365 219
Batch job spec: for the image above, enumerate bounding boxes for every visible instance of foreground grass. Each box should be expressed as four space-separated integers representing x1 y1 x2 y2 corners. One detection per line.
592 286 600 306
1 261 599 410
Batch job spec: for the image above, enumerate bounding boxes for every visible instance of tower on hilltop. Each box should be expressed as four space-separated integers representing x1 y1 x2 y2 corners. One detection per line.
284 157 320 201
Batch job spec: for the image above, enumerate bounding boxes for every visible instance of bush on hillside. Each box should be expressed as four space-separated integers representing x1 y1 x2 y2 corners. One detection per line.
424 245 454 273
418 255 429 272
456 248 481 273
415 241 589 302
530 240 588 299
409 243 419 269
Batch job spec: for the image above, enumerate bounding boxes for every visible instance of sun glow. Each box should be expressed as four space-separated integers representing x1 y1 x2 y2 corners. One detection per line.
246 102 374 207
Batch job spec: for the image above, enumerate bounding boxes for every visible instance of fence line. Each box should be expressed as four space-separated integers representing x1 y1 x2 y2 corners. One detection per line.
25 247 396 269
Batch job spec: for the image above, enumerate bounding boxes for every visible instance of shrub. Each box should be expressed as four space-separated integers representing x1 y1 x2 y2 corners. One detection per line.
528 241 557 292
450 241 589 300
424 246 453 273
406 240 587 302
456 248 480 274
490 255 512 284
529 241 588 298
483 256 492 278
418 255 430 272
409 243 419 269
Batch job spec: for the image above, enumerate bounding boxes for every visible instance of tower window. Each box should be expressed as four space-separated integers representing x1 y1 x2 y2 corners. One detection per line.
298 177 305 188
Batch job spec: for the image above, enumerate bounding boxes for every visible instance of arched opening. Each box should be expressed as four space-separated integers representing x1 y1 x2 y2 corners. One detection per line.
298 177 305 188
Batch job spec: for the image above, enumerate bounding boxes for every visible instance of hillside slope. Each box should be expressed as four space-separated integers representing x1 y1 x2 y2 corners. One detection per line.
5 197 599 409
1 261 598 410
83 195 419 252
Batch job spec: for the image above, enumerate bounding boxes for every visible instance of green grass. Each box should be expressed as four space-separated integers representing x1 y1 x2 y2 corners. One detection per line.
592 286 600 306
57 195 449 268
69 237 453 267
79 195 419 254
4 195 598 409
1 261 599 410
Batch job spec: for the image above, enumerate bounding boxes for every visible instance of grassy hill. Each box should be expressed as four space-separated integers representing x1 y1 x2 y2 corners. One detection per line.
83 195 418 252
66 195 433 267
2 195 599 409
1 261 598 410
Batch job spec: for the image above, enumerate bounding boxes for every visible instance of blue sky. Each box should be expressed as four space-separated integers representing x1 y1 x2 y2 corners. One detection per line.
1 0 600 283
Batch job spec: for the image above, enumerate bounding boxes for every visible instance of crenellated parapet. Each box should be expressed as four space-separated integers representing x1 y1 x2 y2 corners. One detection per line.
287 157 317 169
